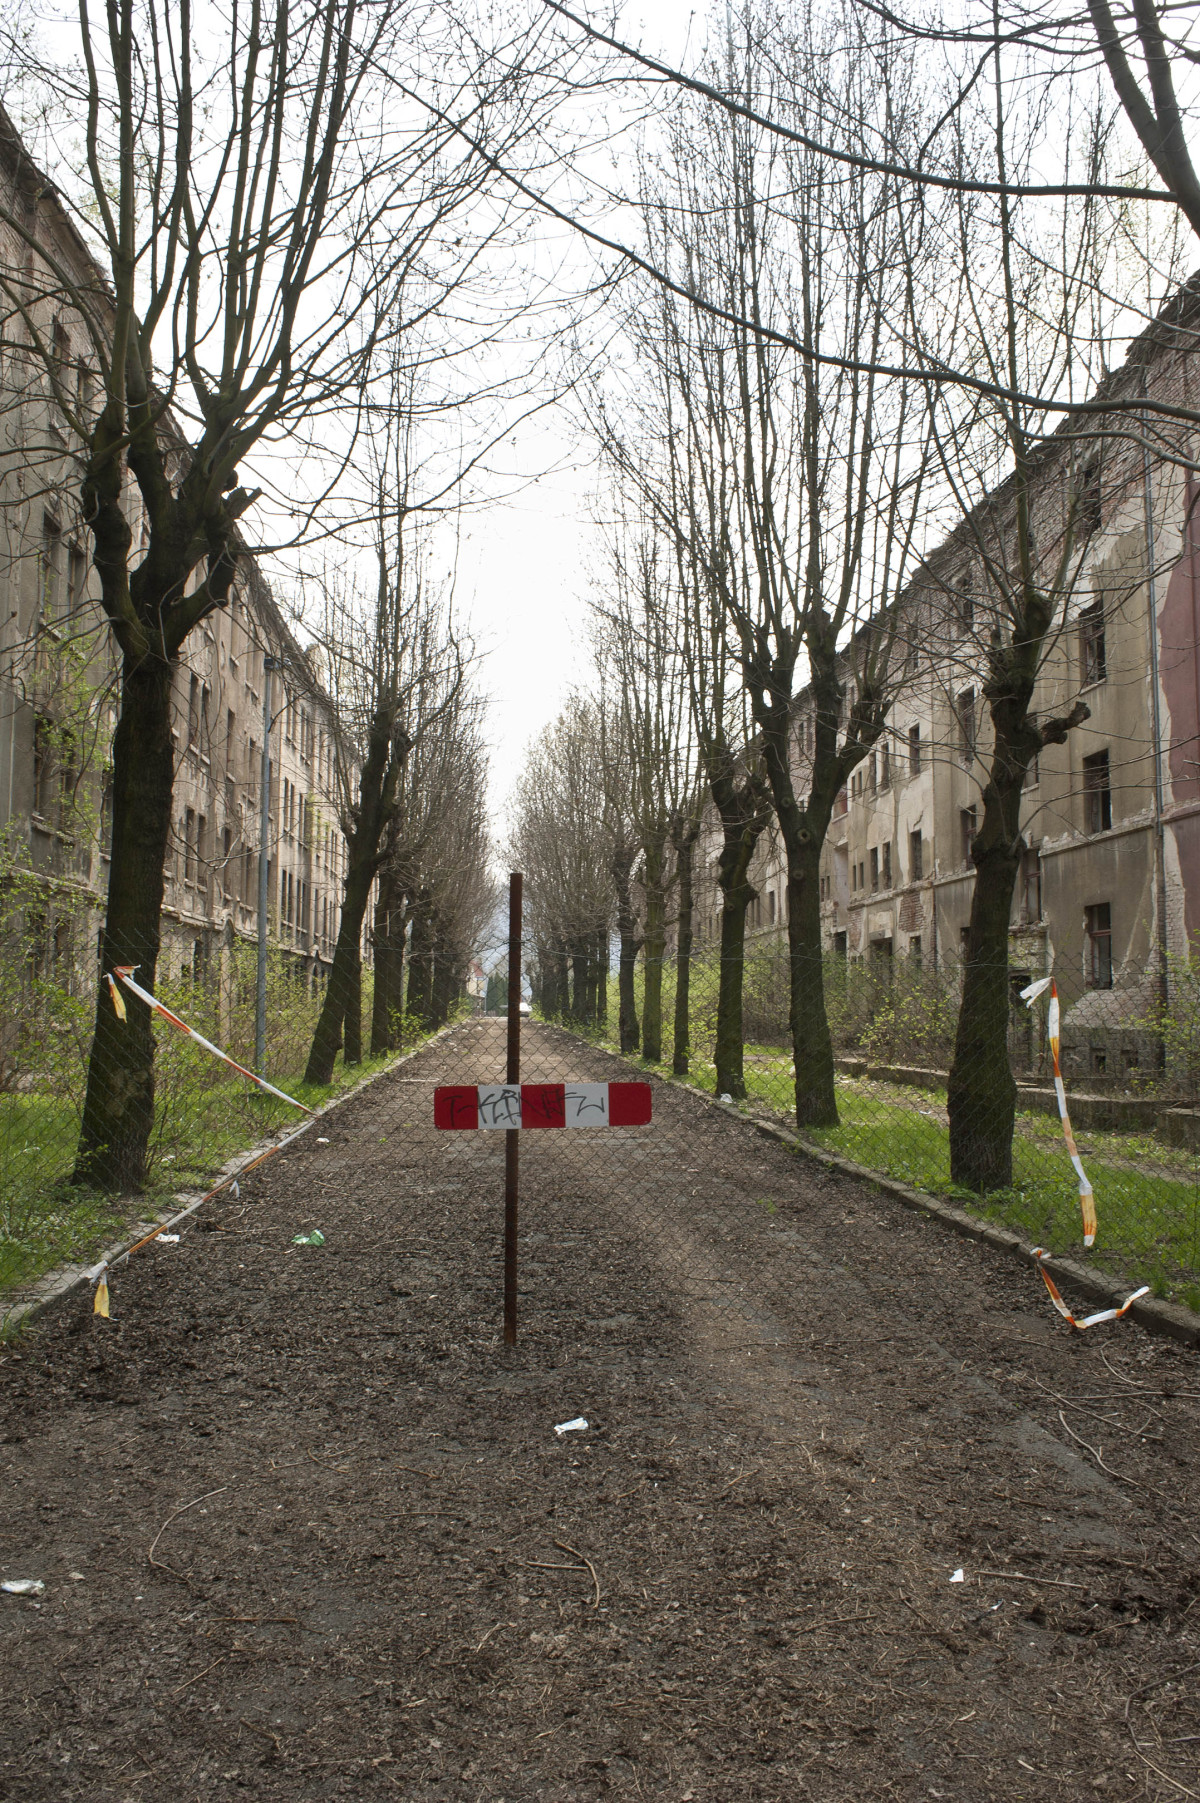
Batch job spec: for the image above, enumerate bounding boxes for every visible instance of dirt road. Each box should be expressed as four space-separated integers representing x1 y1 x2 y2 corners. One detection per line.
1 1020 1197 1801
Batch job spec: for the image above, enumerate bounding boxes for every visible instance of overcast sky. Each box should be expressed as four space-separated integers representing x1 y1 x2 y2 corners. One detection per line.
454 1 703 839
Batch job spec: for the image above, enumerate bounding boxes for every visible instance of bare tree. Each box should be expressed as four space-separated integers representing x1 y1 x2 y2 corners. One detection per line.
597 1 940 1126
301 488 468 1081
0 1 545 1186
592 530 697 1066
509 700 612 1029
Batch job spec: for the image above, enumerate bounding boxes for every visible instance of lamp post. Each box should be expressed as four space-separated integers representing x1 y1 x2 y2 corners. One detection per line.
256 655 283 1073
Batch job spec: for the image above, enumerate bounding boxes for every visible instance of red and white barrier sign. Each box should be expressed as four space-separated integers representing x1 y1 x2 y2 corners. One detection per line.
434 1082 652 1130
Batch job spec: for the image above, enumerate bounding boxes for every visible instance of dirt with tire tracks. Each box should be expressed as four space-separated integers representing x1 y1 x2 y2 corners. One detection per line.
1 1018 1197 1801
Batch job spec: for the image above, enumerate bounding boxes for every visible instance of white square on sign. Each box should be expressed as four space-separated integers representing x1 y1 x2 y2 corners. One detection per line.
476 1085 522 1129
564 1084 609 1127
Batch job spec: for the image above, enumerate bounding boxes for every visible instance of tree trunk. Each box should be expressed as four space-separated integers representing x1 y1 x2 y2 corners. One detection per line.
596 929 609 1030
431 931 456 1026
947 789 1023 1192
641 839 667 1063
614 846 641 1053
303 708 409 1084
304 854 373 1083
672 830 696 1077
710 796 768 1101
785 840 838 1126
370 870 406 1055
74 655 176 1190
406 897 434 1025
570 945 589 1026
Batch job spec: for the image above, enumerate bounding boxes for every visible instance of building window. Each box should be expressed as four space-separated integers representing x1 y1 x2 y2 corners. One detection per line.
870 846 880 891
184 808 197 881
879 741 890 789
956 582 974 634
188 675 201 747
1077 461 1102 534
908 724 921 774
67 543 87 617
957 688 976 761
39 515 63 624
1079 601 1106 686
1021 848 1041 924
909 830 923 882
881 840 892 887
960 806 977 865
833 930 848 956
868 755 877 796
1085 902 1113 989
767 889 776 924
908 934 922 964
1083 749 1112 833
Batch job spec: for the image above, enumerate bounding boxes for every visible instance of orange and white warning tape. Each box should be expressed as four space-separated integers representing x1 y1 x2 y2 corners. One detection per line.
109 965 312 1116
1020 976 1096 1247
87 1113 316 1316
1030 1249 1149 1331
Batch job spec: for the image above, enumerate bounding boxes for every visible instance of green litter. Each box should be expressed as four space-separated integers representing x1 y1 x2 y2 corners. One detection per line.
292 1230 325 1246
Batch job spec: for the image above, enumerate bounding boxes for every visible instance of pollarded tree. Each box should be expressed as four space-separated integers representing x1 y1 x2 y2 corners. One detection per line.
600 0 941 1126
509 701 612 1029
0 0 549 1187
592 528 698 1066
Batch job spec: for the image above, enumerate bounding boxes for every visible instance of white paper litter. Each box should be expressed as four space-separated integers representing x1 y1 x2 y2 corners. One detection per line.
155 1233 180 1244
316 1136 331 1144
950 1568 965 1583
554 1417 588 1436
718 1094 733 1104
2 1579 46 1596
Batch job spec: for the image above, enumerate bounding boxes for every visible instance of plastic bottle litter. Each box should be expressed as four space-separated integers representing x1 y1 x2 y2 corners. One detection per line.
292 1230 325 1246
554 1416 588 1436
2 1579 46 1596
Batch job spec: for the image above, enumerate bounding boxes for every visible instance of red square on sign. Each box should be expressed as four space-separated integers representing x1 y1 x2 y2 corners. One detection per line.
608 1082 652 1126
521 1084 566 1128
434 1086 479 1129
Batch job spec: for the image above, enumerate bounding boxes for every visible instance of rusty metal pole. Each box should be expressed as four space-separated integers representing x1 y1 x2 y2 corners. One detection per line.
504 872 523 1345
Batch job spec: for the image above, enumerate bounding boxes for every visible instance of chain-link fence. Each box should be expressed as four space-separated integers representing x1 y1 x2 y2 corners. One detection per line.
526 936 1200 1314
0 856 439 1301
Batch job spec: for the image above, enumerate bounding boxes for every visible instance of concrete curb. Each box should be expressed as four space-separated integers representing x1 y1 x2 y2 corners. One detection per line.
680 1084 1199 1350
560 1032 1200 1353
0 1022 459 1337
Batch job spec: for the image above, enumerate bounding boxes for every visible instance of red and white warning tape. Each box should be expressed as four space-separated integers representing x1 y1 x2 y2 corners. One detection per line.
109 965 312 1116
1031 1250 1149 1330
89 966 313 1317
88 1113 316 1317
1020 977 1096 1246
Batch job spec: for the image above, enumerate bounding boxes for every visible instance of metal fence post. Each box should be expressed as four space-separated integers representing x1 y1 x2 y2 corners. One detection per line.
504 871 523 1344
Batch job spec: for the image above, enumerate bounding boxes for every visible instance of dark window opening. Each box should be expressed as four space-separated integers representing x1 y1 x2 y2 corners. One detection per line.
881 840 892 888
960 805 977 866
1084 749 1112 833
908 724 921 774
1085 902 1113 989
1079 601 1106 686
1021 848 1042 924
957 688 976 760
833 931 848 956
870 846 880 891
909 935 922 964
909 830 923 882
